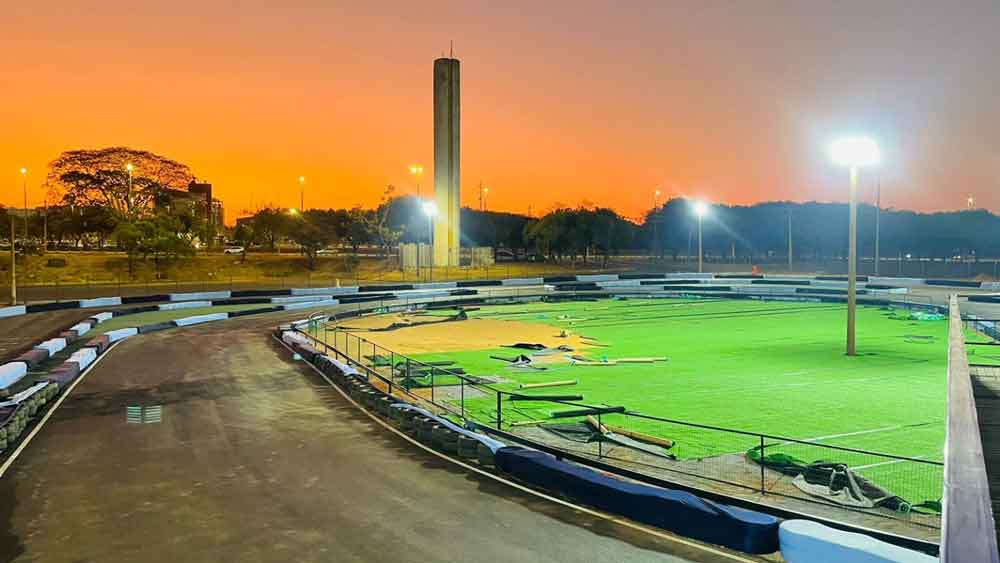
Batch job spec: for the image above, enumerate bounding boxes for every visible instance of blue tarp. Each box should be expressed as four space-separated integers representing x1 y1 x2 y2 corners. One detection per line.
494 447 780 554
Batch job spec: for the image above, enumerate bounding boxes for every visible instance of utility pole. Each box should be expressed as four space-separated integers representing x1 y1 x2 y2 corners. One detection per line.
874 181 881 276
20 168 28 242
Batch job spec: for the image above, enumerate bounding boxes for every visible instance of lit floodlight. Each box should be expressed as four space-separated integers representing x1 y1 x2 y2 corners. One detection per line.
288 208 299 215
693 201 708 218
409 165 423 175
422 200 438 217
19 167 27 175
830 137 880 168
125 163 134 172
298 176 306 184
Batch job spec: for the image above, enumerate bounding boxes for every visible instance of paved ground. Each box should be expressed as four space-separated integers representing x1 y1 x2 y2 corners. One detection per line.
0 313 746 563
0 309 91 364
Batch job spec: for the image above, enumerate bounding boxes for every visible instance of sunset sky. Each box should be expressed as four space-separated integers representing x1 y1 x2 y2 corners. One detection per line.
3 1 998 224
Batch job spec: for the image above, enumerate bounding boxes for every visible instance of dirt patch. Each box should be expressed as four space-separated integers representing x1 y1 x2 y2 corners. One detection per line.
333 313 592 356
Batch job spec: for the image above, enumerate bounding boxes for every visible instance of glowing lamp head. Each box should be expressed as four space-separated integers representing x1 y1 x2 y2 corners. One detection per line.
125 163 134 172
693 201 708 218
655 189 661 197
288 208 299 215
410 165 423 175
421 200 438 217
298 176 306 184
830 137 881 168
19 167 27 175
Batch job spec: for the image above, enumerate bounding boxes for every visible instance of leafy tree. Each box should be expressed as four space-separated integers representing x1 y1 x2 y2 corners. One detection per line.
289 211 337 270
232 222 254 262
48 147 194 222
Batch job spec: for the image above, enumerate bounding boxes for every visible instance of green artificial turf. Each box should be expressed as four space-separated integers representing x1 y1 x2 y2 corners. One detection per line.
403 297 954 504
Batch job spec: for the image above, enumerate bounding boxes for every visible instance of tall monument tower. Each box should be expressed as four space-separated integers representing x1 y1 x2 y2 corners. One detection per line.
433 56 461 266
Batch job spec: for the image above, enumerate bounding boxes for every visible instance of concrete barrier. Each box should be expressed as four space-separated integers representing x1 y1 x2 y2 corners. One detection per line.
0 305 27 319
173 312 229 326
69 322 93 337
35 337 68 356
78 296 123 308
15 348 50 368
271 295 335 304
983 282 1000 291
871 277 926 286
105 327 139 343
158 300 212 311
90 312 113 323
69 347 98 370
0 362 30 391
281 299 338 311
666 272 715 280
168 290 231 302
778 520 935 563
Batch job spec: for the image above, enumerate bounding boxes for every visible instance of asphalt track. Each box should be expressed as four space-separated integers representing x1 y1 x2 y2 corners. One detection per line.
0 312 748 563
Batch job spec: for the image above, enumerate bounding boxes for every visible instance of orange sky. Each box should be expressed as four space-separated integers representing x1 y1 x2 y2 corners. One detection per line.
3 1 998 225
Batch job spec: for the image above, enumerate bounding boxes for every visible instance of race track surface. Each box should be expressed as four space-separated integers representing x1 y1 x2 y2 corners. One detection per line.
0 314 735 563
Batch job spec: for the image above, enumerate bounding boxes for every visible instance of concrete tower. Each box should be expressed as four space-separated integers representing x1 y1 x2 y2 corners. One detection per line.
433 57 461 266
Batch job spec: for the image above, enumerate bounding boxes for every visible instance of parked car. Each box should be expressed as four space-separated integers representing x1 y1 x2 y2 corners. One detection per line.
495 249 515 262
316 248 338 255
223 246 245 254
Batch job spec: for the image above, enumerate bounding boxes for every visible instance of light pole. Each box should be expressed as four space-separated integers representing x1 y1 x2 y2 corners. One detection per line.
409 165 424 198
20 168 28 242
787 207 793 273
967 196 975 210
479 184 489 212
874 181 881 276
125 163 134 218
652 189 661 258
830 136 880 357
8 214 15 305
298 176 306 211
693 201 708 273
422 200 438 281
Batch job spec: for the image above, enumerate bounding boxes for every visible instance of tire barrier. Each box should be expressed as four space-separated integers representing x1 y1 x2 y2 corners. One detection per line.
172 312 229 326
228 306 284 317
25 301 81 313
121 294 170 304
778 519 935 563
138 321 175 334
86 335 111 354
158 300 212 311
232 289 291 298
14 349 49 370
494 446 780 554
456 279 503 287
113 305 159 316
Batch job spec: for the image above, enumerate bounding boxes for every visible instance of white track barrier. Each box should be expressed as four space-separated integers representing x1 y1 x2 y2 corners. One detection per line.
281 299 338 311
69 322 93 337
68 348 98 370
0 306 27 318
168 291 231 302
105 327 139 343
501 277 543 286
271 295 335 304
576 274 620 283
779 520 935 563
78 296 122 308
173 312 228 326
413 282 458 290
158 300 212 311
34 338 68 356
0 362 29 391
89 312 113 323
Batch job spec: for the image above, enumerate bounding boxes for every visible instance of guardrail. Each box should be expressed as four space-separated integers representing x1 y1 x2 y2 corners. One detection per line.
941 295 1000 562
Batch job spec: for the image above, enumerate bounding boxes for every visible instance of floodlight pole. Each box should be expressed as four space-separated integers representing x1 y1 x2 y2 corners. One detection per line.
874 181 881 276
9 215 16 306
787 209 793 273
847 166 858 357
697 214 704 274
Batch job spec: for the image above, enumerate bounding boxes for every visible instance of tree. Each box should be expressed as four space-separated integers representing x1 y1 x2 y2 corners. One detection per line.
232 222 254 262
289 211 336 270
48 147 195 222
362 186 403 257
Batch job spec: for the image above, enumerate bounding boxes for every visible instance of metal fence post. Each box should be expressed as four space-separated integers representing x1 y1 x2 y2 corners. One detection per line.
430 367 435 403
598 412 603 458
460 378 465 418
496 391 502 429
404 358 411 391
759 435 766 494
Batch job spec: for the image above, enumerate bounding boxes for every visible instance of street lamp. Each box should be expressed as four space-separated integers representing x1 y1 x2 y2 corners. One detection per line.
298 176 306 211
967 196 975 210
421 200 438 281
409 165 424 197
830 136 880 357
19 167 28 242
125 163 134 216
693 201 708 273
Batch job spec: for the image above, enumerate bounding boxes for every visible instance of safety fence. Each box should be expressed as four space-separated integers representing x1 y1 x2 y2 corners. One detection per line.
303 315 945 530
